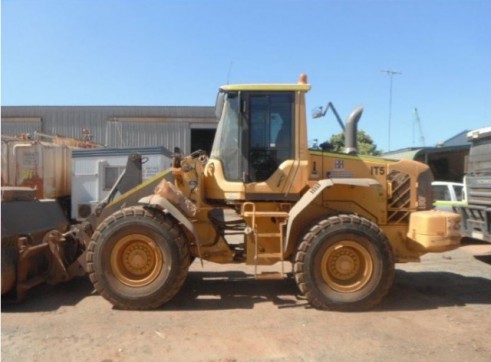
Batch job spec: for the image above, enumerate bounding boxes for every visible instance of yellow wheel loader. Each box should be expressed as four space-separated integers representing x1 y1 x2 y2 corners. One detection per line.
87 75 461 311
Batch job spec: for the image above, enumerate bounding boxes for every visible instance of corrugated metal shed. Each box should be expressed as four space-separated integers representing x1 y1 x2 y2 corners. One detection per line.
383 145 470 182
440 130 471 147
383 148 425 160
106 117 190 149
1 117 42 136
1 106 216 154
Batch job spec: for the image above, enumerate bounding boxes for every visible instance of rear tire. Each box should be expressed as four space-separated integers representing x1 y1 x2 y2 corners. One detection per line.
87 206 189 309
294 214 394 311
1 247 18 295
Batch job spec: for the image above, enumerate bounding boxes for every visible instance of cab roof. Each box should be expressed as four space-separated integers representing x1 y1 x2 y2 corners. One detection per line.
220 83 311 92
220 74 311 92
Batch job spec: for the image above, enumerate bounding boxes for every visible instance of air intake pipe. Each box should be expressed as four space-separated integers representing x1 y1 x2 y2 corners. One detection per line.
344 106 364 155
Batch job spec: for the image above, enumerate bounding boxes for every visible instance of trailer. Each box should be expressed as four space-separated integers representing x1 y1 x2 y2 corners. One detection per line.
454 127 491 242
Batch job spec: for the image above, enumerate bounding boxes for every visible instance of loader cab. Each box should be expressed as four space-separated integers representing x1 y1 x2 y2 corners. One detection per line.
204 76 311 202
211 91 294 183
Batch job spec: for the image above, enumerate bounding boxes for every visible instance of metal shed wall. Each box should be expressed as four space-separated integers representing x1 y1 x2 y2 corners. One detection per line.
1 117 42 136
106 117 190 151
1 106 216 153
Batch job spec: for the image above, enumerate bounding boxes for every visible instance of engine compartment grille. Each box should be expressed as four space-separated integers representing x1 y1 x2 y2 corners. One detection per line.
387 170 411 223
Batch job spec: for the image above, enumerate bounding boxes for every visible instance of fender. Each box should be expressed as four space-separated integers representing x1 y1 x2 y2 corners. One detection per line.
285 178 380 253
139 194 202 259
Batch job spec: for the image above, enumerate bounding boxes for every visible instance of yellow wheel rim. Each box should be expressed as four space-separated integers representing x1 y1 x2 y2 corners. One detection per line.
110 234 163 287
320 240 373 292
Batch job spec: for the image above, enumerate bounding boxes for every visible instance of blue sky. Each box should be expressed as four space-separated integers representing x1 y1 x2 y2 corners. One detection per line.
2 0 490 152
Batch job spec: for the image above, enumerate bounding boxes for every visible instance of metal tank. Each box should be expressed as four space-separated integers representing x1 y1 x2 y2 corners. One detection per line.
1 139 71 199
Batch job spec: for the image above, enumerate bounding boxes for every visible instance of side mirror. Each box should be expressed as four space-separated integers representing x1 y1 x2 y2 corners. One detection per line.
215 92 225 119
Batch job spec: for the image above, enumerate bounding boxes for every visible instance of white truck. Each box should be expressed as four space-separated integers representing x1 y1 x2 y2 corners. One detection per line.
432 181 465 212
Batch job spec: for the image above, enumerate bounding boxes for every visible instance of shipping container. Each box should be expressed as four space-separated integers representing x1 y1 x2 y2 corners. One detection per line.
71 146 172 221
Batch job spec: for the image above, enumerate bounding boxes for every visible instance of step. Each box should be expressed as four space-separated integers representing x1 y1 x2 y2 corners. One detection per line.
256 233 282 238
254 252 283 260
255 272 284 280
243 211 289 218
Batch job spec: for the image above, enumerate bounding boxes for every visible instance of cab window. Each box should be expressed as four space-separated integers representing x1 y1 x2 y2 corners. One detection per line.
432 185 451 201
248 93 293 182
210 93 242 181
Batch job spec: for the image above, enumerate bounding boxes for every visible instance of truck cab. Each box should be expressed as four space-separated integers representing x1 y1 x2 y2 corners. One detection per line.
432 181 465 212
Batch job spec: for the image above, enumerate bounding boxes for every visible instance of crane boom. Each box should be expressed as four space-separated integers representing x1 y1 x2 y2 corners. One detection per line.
413 108 426 147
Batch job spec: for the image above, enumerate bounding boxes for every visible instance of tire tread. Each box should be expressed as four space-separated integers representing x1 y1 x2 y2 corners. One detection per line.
294 214 395 311
86 206 190 310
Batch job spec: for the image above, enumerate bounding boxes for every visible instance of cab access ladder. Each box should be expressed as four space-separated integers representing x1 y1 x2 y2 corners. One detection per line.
241 202 289 279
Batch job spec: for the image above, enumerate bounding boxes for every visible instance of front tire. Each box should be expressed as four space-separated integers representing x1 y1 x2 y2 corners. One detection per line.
294 214 394 311
87 206 189 309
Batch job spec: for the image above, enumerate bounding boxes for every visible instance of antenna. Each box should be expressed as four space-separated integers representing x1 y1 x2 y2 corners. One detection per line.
381 69 402 151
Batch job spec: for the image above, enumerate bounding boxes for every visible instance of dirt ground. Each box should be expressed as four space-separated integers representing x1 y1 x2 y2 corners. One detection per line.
2 239 491 362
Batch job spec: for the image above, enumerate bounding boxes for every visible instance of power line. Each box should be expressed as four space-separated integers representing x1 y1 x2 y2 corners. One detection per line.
381 69 402 151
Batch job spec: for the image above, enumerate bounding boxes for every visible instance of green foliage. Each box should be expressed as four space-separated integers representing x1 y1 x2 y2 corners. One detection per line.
321 130 382 156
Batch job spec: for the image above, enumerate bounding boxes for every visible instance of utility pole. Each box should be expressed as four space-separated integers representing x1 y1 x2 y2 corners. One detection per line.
381 69 402 151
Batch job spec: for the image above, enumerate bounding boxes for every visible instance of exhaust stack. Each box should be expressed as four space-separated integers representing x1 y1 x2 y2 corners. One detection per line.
344 106 364 155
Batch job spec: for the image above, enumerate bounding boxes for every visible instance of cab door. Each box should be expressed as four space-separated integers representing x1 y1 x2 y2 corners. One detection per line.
246 93 294 183
243 92 306 201
204 90 306 202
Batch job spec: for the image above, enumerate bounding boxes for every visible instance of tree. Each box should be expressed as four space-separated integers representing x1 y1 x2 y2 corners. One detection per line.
320 130 382 156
